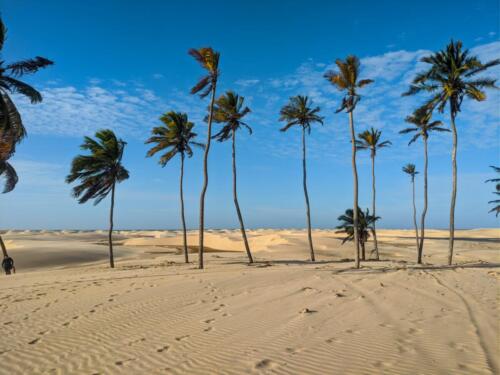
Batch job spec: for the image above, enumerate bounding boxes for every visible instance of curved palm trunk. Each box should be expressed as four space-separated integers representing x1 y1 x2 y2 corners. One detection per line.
180 152 188 263
348 111 360 268
448 110 457 266
232 130 253 264
0 236 8 257
302 127 315 261
108 182 116 268
411 176 420 253
418 137 428 264
198 83 217 269
371 150 379 260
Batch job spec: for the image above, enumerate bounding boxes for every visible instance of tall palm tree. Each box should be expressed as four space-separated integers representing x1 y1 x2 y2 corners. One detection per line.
324 55 374 268
355 127 391 260
146 111 203 264
336 207 379 261
0 17 53 260
189 47 220 269
486 166 500 217
400 107 449 263
403 40 499 265
402 164 420 253
279 95 323 261
66 130 129 268
212 91 254 263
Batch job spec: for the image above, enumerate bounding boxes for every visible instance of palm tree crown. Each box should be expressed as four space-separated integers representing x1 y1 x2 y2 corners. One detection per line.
188 47 220 98
212 91 252 141
400 107 449 144
146 111 203 165
66 129 129 204
324 55 374 112
403 40 499 115
336 207 379 244
402 164 419 179
356 127 392 155
279 95 323 132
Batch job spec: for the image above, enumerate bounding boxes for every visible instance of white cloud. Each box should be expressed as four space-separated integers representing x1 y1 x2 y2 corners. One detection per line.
152 73 164 79
235 79 260 87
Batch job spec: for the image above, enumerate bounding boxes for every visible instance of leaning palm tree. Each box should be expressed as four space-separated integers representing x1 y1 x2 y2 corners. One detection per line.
324 55 373 268
400 107 449 263
212 91 254 263
279 95 323 261
402 164 420 253
146 111 203 264
403 40 499 265
336 207 379 262
0 17 53 260
66 130 129 268
355 127 391 260
189 47 220 269
486 166 500 217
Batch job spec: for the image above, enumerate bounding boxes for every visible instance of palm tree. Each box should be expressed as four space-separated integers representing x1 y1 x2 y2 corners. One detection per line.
0 17 53 260
355 128 391 260
486 166 500 217
279 95 323 261
146 111 203 264
212 91 254 263
400 107 449 263
403 40 499 265
402 164 420 253
324 55 373 269
66 130 129 268
189 47 220 269
336 207 379 261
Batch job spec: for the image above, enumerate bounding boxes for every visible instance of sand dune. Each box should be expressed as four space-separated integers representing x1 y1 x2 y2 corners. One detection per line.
0 229 498 374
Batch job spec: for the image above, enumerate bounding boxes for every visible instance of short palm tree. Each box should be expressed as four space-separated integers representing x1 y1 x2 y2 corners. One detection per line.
66 130 129 268
403 40 499 265
324 55 373 269
0 17 53 260
355 127 391 260
279 95 323 261
212 91 254 263
336 207 379 262
486 166 500 217
189 47 220 269
402 164 420 253
146 111 203 264
400 107 449 263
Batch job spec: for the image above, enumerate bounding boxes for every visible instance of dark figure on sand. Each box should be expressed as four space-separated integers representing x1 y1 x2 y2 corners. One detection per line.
2 255 15 275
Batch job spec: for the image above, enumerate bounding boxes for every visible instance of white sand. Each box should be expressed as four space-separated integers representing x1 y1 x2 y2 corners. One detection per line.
0 228 498 374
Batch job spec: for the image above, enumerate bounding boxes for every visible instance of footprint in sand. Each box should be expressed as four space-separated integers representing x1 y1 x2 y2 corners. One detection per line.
156 345 170 353
285 347 303 355
175 335 190 341
28 338 40 345
255 359 278 370
203 318 215 324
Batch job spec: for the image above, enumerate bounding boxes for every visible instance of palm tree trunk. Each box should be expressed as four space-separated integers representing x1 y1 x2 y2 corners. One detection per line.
0 235 8 257
180 152 188 263
232 130 253 264
371 150 379 260
302 126 315 261
411 176 420 254
348 111 360 268
418 137 428 264
108 182 115 269
199 83 217 269
448 110 457 266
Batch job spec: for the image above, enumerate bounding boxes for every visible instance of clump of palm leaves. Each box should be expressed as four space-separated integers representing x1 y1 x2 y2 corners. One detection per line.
66 130 129 268
336 207 379 261
189 47 220 269
212 91 254 263
324 55 373 269
279 95 323 262
486 166 500 217
146 111 203 263
355 127 391 260
403 39 499 265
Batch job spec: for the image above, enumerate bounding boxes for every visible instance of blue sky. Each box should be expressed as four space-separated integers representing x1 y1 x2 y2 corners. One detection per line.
0 0 499 230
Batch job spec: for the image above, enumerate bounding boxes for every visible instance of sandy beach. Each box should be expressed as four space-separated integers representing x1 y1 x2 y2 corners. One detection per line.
0 228 498 374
